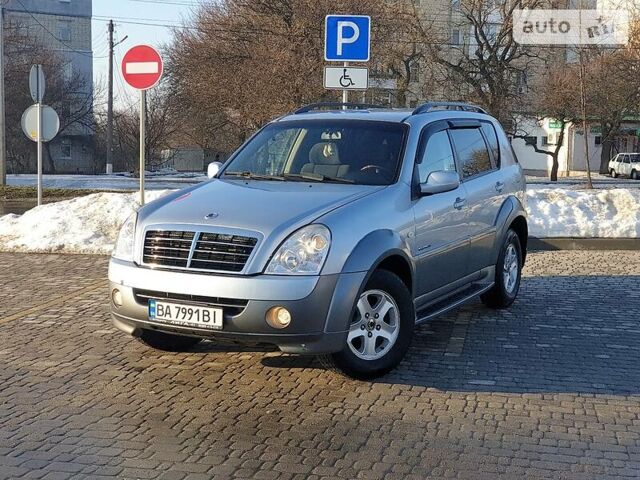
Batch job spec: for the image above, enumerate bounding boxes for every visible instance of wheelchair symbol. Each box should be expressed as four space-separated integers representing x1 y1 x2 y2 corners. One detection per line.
339 69 355 88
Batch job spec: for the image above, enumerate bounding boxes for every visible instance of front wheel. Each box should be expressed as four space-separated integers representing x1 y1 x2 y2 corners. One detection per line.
632 170 638 180
481 229 523 309
137 329 201 352
610 169 617 178
322 270 414 379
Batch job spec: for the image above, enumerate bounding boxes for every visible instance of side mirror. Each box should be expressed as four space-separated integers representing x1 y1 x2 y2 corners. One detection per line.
420 170 460 195
207 161 223 179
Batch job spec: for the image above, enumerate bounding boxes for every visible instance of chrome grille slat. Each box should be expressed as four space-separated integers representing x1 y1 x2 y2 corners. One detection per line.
187 258 245 265
143 230 257 273
193 249 250 257
144 246 192 252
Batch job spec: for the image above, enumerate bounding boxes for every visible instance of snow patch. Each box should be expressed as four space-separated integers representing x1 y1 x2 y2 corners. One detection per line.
527 188 640 238
0 190 172 254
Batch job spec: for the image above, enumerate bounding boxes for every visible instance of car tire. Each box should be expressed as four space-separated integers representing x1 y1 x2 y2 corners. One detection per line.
610 169 617 178
321 270 414 380
481 229 523 309
136 329 201 352
632 170 638 180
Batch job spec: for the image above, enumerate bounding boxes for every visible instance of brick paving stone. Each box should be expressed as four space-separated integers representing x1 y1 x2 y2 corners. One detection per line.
0 251 640 479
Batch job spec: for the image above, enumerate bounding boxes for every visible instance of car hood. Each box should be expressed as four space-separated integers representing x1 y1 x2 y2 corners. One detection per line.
141 179 385 239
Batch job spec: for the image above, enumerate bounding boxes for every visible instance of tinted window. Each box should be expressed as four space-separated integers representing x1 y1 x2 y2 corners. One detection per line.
450 128 492 178
481 122 500 167
623 155 631 164
223 121 406 185
418 130 456 183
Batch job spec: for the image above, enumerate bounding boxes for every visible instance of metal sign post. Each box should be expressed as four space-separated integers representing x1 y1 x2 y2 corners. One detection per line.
139 90 146 205
36 101 42 205
342 62 349 106
28 65 48 206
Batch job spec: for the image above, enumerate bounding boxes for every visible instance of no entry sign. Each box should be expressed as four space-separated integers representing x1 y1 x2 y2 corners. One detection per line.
122 45 163 90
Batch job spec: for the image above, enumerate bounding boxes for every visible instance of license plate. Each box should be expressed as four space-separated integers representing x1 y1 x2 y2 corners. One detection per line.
148 299 223 330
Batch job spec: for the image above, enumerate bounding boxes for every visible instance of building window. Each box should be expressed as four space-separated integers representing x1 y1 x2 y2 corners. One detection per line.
61 139 71 158
542 136 549 146
410 61 420 83
63 62 73 81
523 136 537 147
451 29 461 45
595 136 602 145
58 20 71 42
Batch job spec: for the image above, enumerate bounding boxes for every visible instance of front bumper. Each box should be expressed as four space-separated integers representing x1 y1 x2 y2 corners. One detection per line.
108 258 366 354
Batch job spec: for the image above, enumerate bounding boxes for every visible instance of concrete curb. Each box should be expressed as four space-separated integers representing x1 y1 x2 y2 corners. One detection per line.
529 237 640 251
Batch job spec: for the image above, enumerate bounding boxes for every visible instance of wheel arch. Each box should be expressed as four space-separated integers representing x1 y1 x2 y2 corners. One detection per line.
493 195 528 266
341 229 415 297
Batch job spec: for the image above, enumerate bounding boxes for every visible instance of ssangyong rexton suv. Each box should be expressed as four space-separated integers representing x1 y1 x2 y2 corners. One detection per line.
109 102 527 379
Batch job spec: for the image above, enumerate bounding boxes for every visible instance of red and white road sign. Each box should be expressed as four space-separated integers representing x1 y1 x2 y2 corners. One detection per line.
122 45 163 90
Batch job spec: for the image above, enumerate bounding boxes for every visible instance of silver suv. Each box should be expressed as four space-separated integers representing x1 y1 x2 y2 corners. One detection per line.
109 102 527 379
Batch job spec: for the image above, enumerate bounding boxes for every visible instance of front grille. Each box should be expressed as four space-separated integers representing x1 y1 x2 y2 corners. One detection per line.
133 289 248 317
143 230 257 273
143 230 194 268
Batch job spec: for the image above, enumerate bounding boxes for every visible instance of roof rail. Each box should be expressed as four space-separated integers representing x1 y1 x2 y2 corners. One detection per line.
294 102 386 114
412 102 488 115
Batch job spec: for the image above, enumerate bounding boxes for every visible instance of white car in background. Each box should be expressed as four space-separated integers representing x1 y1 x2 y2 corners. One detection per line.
609 153 640 180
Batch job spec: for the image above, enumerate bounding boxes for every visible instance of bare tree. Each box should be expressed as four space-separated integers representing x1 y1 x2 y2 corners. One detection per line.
3 18 95 173
106 84 181 173
420 0 548 128
166 0 419 150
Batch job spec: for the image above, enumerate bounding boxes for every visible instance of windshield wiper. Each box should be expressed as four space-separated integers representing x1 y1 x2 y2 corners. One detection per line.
283 173 355 184
223 171 285 181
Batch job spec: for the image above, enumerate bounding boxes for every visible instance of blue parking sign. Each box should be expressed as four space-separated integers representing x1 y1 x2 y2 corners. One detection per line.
325 15 371 62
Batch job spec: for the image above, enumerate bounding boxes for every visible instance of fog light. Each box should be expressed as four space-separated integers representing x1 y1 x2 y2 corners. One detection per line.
112 289 123 307
266 306 291 329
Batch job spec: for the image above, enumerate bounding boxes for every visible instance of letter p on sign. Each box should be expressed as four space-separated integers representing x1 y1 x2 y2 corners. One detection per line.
325 15 371 62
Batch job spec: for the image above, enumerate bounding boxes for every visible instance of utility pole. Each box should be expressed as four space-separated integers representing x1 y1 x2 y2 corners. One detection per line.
106 22 127 175
0 4 6 186
106 20 114 175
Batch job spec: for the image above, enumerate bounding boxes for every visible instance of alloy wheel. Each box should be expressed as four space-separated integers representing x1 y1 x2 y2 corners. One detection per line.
347 289 400 361
503 243 519 294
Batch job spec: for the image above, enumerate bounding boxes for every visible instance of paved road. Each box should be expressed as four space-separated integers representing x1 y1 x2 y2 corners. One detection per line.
1 251 639 479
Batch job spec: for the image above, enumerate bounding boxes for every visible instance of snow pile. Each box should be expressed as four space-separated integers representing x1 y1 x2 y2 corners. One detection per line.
527 188 640 238
0 187 638 254
0 190 171 254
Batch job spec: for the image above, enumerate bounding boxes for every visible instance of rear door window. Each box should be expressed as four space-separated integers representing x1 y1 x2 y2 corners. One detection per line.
449 128 493 179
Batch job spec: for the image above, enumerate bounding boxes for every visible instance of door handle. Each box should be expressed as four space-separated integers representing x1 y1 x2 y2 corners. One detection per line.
453 197 466 210
495 181 505 193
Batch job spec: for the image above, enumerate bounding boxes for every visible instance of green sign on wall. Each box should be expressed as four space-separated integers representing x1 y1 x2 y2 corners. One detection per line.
548 120 562 130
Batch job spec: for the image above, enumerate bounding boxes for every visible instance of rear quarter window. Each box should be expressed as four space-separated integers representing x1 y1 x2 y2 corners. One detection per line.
481 122 500 168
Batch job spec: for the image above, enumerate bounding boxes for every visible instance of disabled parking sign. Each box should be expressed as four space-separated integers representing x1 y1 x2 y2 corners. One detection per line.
325 15 371 62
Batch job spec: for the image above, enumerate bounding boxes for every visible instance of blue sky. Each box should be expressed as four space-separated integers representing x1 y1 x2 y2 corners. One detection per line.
92 0 201 105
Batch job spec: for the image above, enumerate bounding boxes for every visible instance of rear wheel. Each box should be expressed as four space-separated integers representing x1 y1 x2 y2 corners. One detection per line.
481 229 522 309
610 169 617 178
137 329 201 352
322 270 414 379
632 170 638 180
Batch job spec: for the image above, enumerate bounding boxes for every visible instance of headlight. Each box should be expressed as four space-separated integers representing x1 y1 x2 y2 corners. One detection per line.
112 213 137 261
265 225 331 275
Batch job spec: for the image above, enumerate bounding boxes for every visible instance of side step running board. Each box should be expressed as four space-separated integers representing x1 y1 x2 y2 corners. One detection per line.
415 283 494 325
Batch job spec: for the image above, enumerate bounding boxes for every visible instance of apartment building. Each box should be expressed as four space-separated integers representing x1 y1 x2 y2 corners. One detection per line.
4 0 94 173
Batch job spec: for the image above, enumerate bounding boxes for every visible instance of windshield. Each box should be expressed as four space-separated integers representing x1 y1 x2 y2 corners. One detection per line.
222 120 407 185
